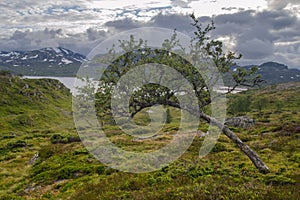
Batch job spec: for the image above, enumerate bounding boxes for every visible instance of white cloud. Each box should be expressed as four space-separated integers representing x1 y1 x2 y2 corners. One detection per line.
189 0 267 17
0 0 182 38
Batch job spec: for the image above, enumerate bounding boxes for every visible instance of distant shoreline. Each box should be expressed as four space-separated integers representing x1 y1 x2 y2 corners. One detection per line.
24 76 248 95
24 76 78 94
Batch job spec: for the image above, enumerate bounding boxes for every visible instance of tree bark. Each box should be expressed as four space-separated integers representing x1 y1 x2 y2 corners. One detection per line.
198 112 270 174
169 100 270 173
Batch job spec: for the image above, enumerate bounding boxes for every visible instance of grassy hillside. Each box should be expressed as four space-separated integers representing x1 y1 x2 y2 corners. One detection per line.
0 74 75 197
0 75 299 199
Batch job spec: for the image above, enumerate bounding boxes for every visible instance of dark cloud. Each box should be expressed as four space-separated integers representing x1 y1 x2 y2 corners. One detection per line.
104 18 143 31
237 38 274 59
0 29 61 51
86 28 107 41
102 13 196 37
171 0 190 8
214 10 254 25
255 10 298 30
105 13 195 33
150 13 194 32
0 28 106 55
207 10 300 68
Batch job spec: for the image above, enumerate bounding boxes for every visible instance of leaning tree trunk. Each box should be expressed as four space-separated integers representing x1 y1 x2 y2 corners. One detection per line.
199 112 270 174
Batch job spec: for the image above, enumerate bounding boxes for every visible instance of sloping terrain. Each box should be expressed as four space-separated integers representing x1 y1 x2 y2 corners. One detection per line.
0 74 299 199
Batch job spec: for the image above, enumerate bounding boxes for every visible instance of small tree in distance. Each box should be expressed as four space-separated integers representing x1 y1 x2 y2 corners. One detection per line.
253 96 269 116
229 95 251 115
165 108 172 124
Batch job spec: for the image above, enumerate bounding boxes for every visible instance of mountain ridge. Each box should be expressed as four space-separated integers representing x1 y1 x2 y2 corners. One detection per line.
231 62 300 85
0 47 86 76
0 47 300 85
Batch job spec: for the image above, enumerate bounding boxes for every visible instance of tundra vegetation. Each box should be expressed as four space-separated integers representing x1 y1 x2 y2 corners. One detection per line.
0 70 300 199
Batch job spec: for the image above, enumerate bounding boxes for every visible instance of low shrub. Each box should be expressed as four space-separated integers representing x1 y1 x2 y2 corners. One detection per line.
265 175 296 185
50 134 81 144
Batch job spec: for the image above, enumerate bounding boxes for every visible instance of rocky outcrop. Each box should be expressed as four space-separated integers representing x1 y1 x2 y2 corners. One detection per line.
225 116 255 128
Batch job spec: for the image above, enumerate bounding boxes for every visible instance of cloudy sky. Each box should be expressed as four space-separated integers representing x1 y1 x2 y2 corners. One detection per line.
1 0 300 68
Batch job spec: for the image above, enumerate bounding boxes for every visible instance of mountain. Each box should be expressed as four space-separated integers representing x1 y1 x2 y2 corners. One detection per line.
0 47 86 76
231 62 300 85
0 47 300 85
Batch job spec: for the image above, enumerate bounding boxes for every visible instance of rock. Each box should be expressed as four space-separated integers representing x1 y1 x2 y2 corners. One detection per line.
225 116 255 128
132 134 159 142
28 152 39 165
195 130 209 137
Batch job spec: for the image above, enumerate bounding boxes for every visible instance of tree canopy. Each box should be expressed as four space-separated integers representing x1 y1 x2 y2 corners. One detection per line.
75 14 270 173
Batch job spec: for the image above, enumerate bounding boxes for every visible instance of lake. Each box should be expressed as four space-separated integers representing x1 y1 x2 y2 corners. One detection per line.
24 76 247 95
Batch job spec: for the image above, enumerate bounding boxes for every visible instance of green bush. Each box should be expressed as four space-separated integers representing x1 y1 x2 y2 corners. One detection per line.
228 95 251 114
0 140 27 155
38 144 65 160
0 194 25 200
50 134 81 144
6 140 27 149
211 143 226 153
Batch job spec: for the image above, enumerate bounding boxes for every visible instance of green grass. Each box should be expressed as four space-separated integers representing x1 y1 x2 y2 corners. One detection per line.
0 75 299 199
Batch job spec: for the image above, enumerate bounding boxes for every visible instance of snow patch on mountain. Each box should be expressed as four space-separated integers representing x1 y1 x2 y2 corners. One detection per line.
61 58 73 64
29 55 39 59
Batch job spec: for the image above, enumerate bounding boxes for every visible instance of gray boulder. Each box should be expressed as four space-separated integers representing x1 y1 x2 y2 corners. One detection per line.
225 116 255 128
